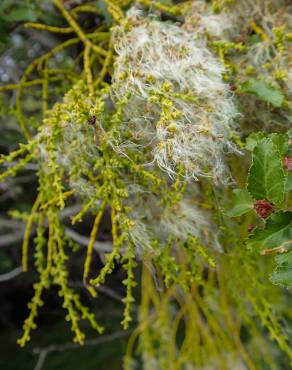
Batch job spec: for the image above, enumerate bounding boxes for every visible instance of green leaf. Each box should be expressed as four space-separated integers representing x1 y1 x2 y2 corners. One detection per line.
247 211 292 252
246 132 288 155
270 265 292 287
226 189 253 217
285 175 292 192
2 6 38 22
0 18 9 51
247 138 285 204
270 133 288 156
270 248 292 287
274 245 292 264
240 79 284 108
96 0 112 25
245 132 267 151
248 212 292 287
0 0 14 12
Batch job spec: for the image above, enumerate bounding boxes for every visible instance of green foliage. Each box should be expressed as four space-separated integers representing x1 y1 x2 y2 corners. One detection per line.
247 212 292 252
226 188 253 217
1 1 292 369
271 247 292 287
0 0 62 51
285 175 292 192
230 130 292 289
247 212 292 288
239 79 284 108
96 0 113 25
247 138 285 204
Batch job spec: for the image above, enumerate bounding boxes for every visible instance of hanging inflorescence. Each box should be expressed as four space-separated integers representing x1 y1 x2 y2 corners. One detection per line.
0 1 291 368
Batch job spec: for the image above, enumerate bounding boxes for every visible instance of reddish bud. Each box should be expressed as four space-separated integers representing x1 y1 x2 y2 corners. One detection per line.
254 199 274 219
283 156 292 171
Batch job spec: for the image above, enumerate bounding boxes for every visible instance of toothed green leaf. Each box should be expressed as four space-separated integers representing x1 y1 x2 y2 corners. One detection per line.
270 247 292 288
270 265 292 287
245 132 267 151
270 133 289 156
240 79 284 107
247 138 285 204
247 212 292 253
246 132 288 155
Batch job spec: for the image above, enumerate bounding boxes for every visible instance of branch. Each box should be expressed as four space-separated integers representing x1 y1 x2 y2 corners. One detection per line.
0 205 113 255
0 218 24 229
0 266 22 282
0 230 25 248
65 227 113 253
33 330 131 370
69 280 123 302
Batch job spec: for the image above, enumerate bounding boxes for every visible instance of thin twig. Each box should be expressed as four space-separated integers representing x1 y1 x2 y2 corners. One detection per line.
69 280 123 302
53 0 107 56
65 227 113 253
33 330 131 370
0 224 112 254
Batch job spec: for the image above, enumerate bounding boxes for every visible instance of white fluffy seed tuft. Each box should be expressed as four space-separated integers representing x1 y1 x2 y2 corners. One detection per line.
112 12 238 182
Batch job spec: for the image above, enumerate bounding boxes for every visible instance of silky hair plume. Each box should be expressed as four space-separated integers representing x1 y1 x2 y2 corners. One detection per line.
111 8 239 182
